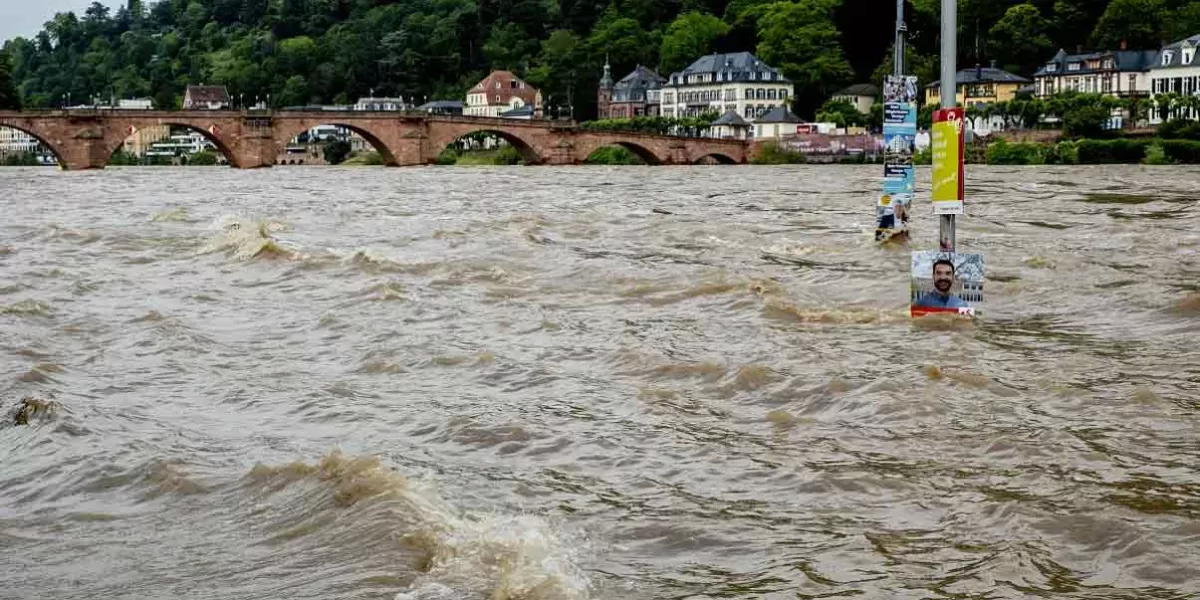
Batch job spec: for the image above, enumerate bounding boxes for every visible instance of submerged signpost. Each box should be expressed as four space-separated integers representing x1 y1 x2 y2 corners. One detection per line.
909 0 985 318
875 0 917 242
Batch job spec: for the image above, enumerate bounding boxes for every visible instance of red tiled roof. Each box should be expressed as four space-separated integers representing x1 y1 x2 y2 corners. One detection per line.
185 85 231 104
468 71 540 106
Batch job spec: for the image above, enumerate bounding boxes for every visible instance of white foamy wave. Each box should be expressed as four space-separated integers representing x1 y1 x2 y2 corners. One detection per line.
403 512 593 600
197 214 301 260
249 452 592 600
393 583 459 600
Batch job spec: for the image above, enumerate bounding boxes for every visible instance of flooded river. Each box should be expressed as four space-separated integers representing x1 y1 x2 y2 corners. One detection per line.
1 164 1198 599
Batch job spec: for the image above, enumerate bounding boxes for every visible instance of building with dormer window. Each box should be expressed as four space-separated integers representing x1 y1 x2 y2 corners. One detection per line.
1148 34 1200 123
464 71 543 118
1033 45 1157 99
597 60 665 119
924 65 1030 107
659 52 793 122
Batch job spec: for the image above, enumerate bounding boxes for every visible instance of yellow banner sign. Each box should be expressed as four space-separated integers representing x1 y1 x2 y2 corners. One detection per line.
931 108 964 215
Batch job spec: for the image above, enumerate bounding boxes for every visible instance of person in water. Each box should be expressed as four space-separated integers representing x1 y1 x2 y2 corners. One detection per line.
914 258 966 308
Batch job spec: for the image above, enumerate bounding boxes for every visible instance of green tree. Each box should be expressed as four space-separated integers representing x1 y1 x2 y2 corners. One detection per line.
1090 0 1166 50
525 29 585 116
324 139 351 164
815 98 867 127
755 0 854 117
277 74 309 107
588 11 657 79
1163 1 1200 42
0 49 19 109
989 4 1054 76
659 12 729 75
869 43 938 97
484 21 539 71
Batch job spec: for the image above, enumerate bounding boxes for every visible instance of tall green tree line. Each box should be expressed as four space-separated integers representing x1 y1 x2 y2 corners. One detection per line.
3 0 1200 119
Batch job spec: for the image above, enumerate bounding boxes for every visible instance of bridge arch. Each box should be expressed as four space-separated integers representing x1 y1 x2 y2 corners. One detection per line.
589 141 661 165
573 136 666 165
271 121 397 166
0 121 67 167
429 126 542 165
105 121 239 168
693 152 738 165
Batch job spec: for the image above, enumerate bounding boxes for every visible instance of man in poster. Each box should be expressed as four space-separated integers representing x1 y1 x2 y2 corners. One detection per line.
913 258 966 309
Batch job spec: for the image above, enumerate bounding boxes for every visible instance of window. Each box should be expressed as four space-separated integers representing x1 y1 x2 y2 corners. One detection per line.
767 89 776 99
745 88 753 99
1185 49 1195 64
1163 51 1174 66
1047 64 1057 72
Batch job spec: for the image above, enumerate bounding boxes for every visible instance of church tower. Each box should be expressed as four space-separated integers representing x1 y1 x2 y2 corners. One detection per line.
597 55 614 119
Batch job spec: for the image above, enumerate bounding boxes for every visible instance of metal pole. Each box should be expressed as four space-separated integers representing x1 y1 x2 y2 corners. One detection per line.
894 0 905 78
939 0 957 252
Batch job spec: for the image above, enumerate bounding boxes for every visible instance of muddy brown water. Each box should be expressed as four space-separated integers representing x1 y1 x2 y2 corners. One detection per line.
1 164 1198 600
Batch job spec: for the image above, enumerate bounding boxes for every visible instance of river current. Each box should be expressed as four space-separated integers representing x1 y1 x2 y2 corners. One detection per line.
1 164 1198 600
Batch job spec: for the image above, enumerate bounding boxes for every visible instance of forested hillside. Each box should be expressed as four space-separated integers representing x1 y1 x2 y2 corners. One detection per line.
1 0 1199 119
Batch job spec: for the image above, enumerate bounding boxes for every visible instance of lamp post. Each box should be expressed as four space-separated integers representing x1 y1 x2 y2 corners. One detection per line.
939 0 957 252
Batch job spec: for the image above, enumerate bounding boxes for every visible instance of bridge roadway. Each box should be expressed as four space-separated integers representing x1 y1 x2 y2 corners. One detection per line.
0 109 751 170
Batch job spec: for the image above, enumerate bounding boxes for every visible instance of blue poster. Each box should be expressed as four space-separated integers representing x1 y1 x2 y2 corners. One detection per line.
878 75 918 213
877 76 919 239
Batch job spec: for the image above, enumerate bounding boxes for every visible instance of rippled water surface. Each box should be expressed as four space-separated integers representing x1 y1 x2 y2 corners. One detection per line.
2 164 1199 600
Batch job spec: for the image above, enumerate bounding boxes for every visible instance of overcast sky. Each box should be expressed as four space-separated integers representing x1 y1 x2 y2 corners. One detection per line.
0 1 119 44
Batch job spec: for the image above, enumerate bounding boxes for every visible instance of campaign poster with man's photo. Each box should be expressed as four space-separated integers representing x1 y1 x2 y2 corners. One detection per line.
910 251 984 318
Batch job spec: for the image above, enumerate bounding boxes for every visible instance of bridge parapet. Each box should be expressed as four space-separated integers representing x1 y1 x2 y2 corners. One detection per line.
0 110 751 169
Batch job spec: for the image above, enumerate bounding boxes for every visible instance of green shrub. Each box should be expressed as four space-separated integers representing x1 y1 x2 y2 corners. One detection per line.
1143 141 1172 164
913 146 932 165
1076 139 1146 163
1157 119 1200 141
1160 139 1200 163
750 141 805 164
0 151 40 166
985 139 1044 165
494 145 523 165
1062 104 1116 139
188 151 220 166
584 146 645 164
435 148 458 165
1045 140 1079 164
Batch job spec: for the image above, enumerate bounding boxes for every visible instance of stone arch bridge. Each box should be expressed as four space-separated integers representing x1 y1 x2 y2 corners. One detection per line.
0 110 750 170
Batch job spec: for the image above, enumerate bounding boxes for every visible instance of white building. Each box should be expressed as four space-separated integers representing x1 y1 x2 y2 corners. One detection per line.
116 98 154 110
1149 34 1200 123
660 52 793 122
831 83 879 114
753 105 805 139
464 71 542 118
183 85 231 110
354 97 410 111
0 127 42 154
1034 47 1157 98
144 131 217 158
